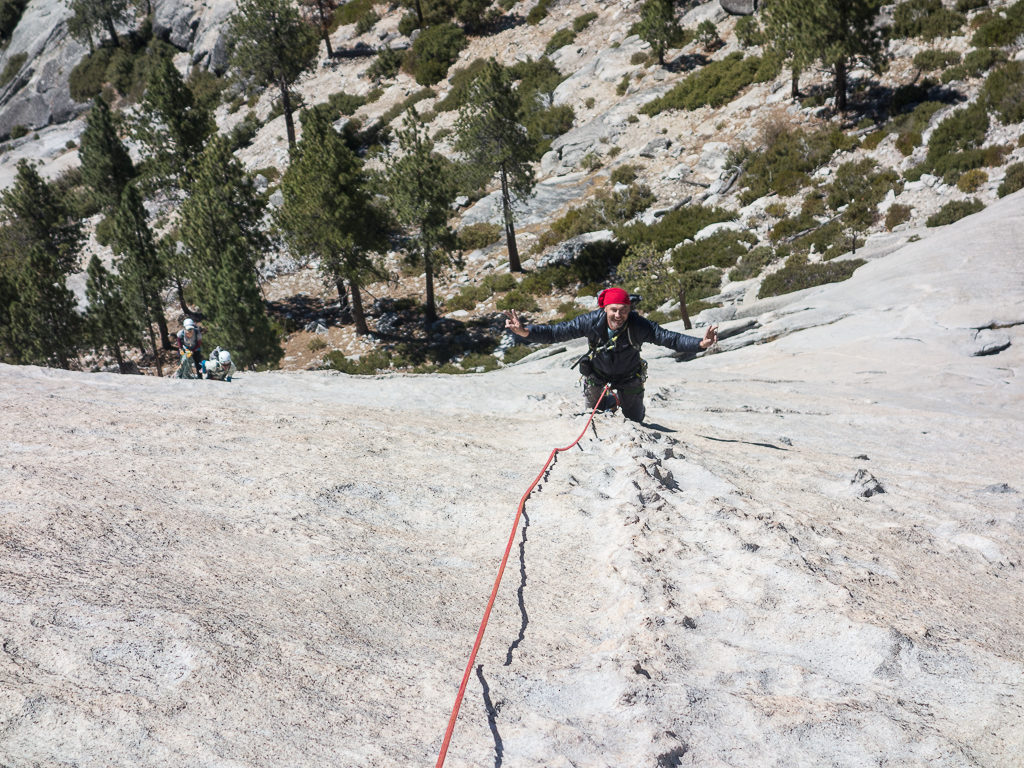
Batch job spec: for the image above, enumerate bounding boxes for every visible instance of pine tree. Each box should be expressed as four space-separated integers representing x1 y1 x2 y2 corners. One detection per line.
0 161 83 368
635 0 681 67
298 0 338 59
276 107 388 336
67 0 136 50
85 255 137 372
228 0 320 148
79 96 136 211
179 136 281 369
453 58 536 273
111 183 172 359
380 109 458 327
762 0 887 111
131 56 214 192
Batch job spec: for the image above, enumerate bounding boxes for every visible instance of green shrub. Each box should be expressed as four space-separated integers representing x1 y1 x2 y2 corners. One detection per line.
434 58 487 112
482 272 518 293
616 203 735 253
573 12 598 32
518 264 575 296
728 245 775 281
827 159 900 212
926 102 988 165
503 344 537 364
631 51 650 66
980 60 1024 124
696 19 721 48
8 123 28 139
380 88 435 125
680 267 724 302
445 285 490 311
458 352 500 372
0 51 26 87
545 28 576 56
610 164 640 185
971 2 1024 47
997 161 1024 197
672 229 756 272
926 198 984 226
308 336 327 352
458 222 502 251
893 0 966 39
0 0 27 45
957 168 988 192
913 49 961 71
895 130 923 155
334 0 375 26
356 10 379 35
548 183 655 242
404 23 467 86
956 0 988 10
734 15 764 48
527 0 554 24
758 255 865 299
496 288 539 311
885 203 913 230
734 126 856 205
367 47 405 83
325 348 393 375
642 53 767 115
770 212 818 242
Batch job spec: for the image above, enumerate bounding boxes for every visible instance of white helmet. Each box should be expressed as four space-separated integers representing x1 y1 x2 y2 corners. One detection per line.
218 350 231 364
183 318 195 331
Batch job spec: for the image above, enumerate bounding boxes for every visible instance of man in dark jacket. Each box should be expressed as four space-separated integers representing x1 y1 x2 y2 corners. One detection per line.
505 287 717 422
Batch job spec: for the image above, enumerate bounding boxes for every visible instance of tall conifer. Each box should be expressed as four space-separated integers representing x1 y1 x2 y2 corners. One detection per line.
85 255 137 372
277 107 387 336
179 136 280 368
79 96 136 211
453 59 536 273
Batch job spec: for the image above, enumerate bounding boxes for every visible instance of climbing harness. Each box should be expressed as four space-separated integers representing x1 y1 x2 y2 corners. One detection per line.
434 384 611 768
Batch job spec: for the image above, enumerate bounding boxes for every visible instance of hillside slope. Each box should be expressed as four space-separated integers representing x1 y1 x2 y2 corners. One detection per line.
1 187 1021 766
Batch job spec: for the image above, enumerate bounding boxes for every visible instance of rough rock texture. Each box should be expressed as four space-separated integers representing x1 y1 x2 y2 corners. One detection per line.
0 0 88 137
1 189 1022 767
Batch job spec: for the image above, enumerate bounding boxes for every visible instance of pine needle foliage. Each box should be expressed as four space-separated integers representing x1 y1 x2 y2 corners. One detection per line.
78 96 136 212
179 136 280 369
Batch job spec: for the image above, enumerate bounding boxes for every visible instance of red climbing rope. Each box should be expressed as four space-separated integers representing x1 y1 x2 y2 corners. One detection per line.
434 384 611 767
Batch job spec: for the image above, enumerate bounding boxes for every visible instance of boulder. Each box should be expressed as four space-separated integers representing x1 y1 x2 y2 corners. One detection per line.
720 0 758 15
153 0 199 50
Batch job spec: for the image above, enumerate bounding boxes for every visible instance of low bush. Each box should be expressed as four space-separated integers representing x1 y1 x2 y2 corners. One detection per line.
308 336 327 352
913 49 961 71
893 0 966 39
728 245 776 281
997 161 1024 196
434 58 488 112
8 123 27 139
445 285 490 311
573 12 598 33
956 168 988 192
885 203 913 230
980 60 1024 124
457 222 502 251
334 0 375 26
610 164 641 186
926 198 984 226
617 203 735 253
356 10 379 35
641 53 766 115
941 47 1006 82
758 255 865 299
527 0 554 25
325 348 393 375
404 23 467 86
733 126 857 205
971 2 1024 48
695 19 722 49
770 212 819 242
549 183 655 242
380 88 435 125
367 47 405 83
496 288 539 312
545 27 576 55
671 229 756 272
0 51 26 87
482 272 518 293
503 343 537 364
925 101 989 165
956 0 988 10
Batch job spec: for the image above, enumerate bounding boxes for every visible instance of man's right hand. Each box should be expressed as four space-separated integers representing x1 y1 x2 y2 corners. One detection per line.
504 309 529 338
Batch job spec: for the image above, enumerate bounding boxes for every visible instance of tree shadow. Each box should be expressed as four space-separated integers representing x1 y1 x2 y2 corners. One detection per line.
666 52 709 73
504 506 530 666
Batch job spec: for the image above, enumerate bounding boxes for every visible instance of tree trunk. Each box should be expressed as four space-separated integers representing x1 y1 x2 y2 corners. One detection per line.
319 1 334 58
147 322 163 376
678 285 692 330
349 279 369 336
423 246 437 327
791 69 800 99
280 83 297 148
323 31 334 59
155 306 172 350
103 15 119 47
113 343 126 373
500 166 522 272
834 57 848 113
174 277 195 317
412 0 423 26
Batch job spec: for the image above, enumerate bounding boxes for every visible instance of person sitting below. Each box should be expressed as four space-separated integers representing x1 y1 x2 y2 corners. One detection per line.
204 348 237 382
504 287 717 423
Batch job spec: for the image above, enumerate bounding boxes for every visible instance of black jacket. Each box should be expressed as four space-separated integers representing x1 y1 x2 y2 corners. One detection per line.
523 309 703 383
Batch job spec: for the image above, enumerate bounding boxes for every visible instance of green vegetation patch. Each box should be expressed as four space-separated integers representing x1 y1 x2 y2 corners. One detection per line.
758 255 865 299
925 198 985 226
0 51 26 88
616 203 736 253
971 1 1024 48
641 53 768 115
457 222 502 251
545 27 576 55
893 0 966 39
980 60 1024 124
404 23 467 86
998 161 1024 197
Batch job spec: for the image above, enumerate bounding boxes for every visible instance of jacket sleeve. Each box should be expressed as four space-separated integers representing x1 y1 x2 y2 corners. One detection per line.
523 310 598 344
637 316 704 356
